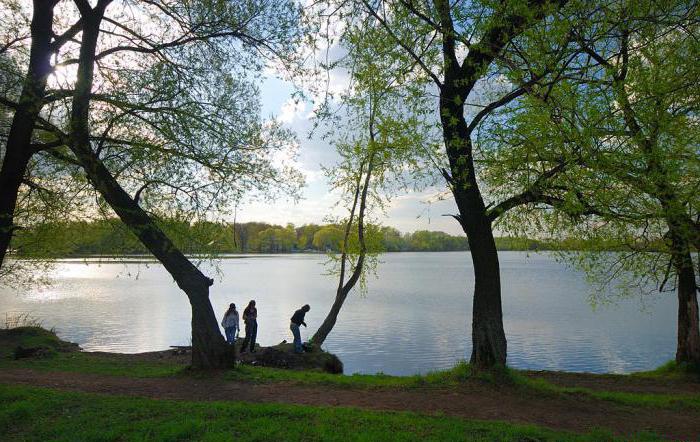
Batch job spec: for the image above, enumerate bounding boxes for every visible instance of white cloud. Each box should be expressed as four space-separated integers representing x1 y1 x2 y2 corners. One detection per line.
234 183 345 227
277 98 307 123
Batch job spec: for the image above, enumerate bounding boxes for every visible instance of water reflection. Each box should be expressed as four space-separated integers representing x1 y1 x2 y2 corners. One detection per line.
0 252 676 375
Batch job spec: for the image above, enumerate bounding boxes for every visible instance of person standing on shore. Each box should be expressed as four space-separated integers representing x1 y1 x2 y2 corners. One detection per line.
290 304 310 354
221 303 239 345
241 300 258 353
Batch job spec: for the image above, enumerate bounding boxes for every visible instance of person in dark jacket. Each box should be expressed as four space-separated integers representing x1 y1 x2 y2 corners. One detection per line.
241 300 258 353
290 304 310 353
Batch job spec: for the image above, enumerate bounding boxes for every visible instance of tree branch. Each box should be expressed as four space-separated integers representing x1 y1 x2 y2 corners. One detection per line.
360 0 442 86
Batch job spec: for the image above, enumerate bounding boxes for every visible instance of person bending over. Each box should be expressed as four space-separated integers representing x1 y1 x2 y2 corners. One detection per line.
290 304 310 354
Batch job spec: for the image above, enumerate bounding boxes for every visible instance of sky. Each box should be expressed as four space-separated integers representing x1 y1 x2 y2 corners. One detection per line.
237 75 466 236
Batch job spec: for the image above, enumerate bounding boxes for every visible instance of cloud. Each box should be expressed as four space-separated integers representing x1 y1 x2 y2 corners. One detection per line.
277 98 307 123
234 182 345 227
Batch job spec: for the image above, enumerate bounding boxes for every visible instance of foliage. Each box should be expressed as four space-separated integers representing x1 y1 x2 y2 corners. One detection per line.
311 225 345 251
11 218 590 257
257 224 297 253
0 0 306 285
478 0 700 303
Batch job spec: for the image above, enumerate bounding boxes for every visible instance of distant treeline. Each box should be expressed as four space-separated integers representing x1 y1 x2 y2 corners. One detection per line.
11 219 564 257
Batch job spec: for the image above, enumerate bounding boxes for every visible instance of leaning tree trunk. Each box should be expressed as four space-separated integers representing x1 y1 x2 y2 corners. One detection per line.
312 153 374 347
440 95 507 369
67 1 232 368
0 0 57 269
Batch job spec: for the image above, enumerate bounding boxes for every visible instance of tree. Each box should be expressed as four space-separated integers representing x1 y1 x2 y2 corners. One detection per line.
311 21 435 346
311 0 571 368
483 1 700 364
257 225 296 252
0 0 304 367
296 223 321 250
380 226 405 252
1 0 303 274
0 0 80 271
64 0 238 368
312 225 344 251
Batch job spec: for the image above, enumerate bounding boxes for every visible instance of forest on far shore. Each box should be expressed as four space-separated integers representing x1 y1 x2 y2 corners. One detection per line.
8 218 579 256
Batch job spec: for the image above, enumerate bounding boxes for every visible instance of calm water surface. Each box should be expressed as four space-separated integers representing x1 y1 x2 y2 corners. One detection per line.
0 252 676 375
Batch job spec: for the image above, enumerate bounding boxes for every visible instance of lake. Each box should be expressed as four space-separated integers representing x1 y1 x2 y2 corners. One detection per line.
0 252 676 375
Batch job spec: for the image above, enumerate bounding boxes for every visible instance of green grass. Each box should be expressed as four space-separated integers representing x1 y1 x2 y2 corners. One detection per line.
0 326 69 358
0 384 663 442
4 351 700 411
227 362 700 411
631 360 700 381
510 373 700 411
0 351 185 378
225 360 512 389
0 327 184 378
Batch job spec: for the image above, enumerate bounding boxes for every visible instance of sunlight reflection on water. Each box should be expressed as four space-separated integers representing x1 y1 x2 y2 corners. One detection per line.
0 252 676 375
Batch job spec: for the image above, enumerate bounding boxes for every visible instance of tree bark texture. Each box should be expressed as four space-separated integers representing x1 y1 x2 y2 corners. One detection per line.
674 249 700 365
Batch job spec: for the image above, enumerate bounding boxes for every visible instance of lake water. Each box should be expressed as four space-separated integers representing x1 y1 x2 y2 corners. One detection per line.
0 252 677 375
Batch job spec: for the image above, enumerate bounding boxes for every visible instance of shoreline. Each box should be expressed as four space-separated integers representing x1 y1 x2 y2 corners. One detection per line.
1 327 699 440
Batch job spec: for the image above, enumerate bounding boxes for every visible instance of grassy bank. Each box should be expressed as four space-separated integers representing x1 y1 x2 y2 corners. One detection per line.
5 346 699 412
0 384 661 442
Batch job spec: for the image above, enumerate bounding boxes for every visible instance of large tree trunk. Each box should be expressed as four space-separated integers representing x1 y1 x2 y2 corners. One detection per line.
674 252 700 365
440 96 507 369
668 226 700 365
0 0 57 269
67 1 232 368
461 207 506 369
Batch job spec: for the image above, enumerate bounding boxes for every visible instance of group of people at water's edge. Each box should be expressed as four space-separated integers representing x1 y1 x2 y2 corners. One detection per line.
221 301 311 354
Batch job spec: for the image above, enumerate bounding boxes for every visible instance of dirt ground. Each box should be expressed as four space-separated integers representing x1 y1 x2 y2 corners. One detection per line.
524 369 700 395
1 367 699 440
